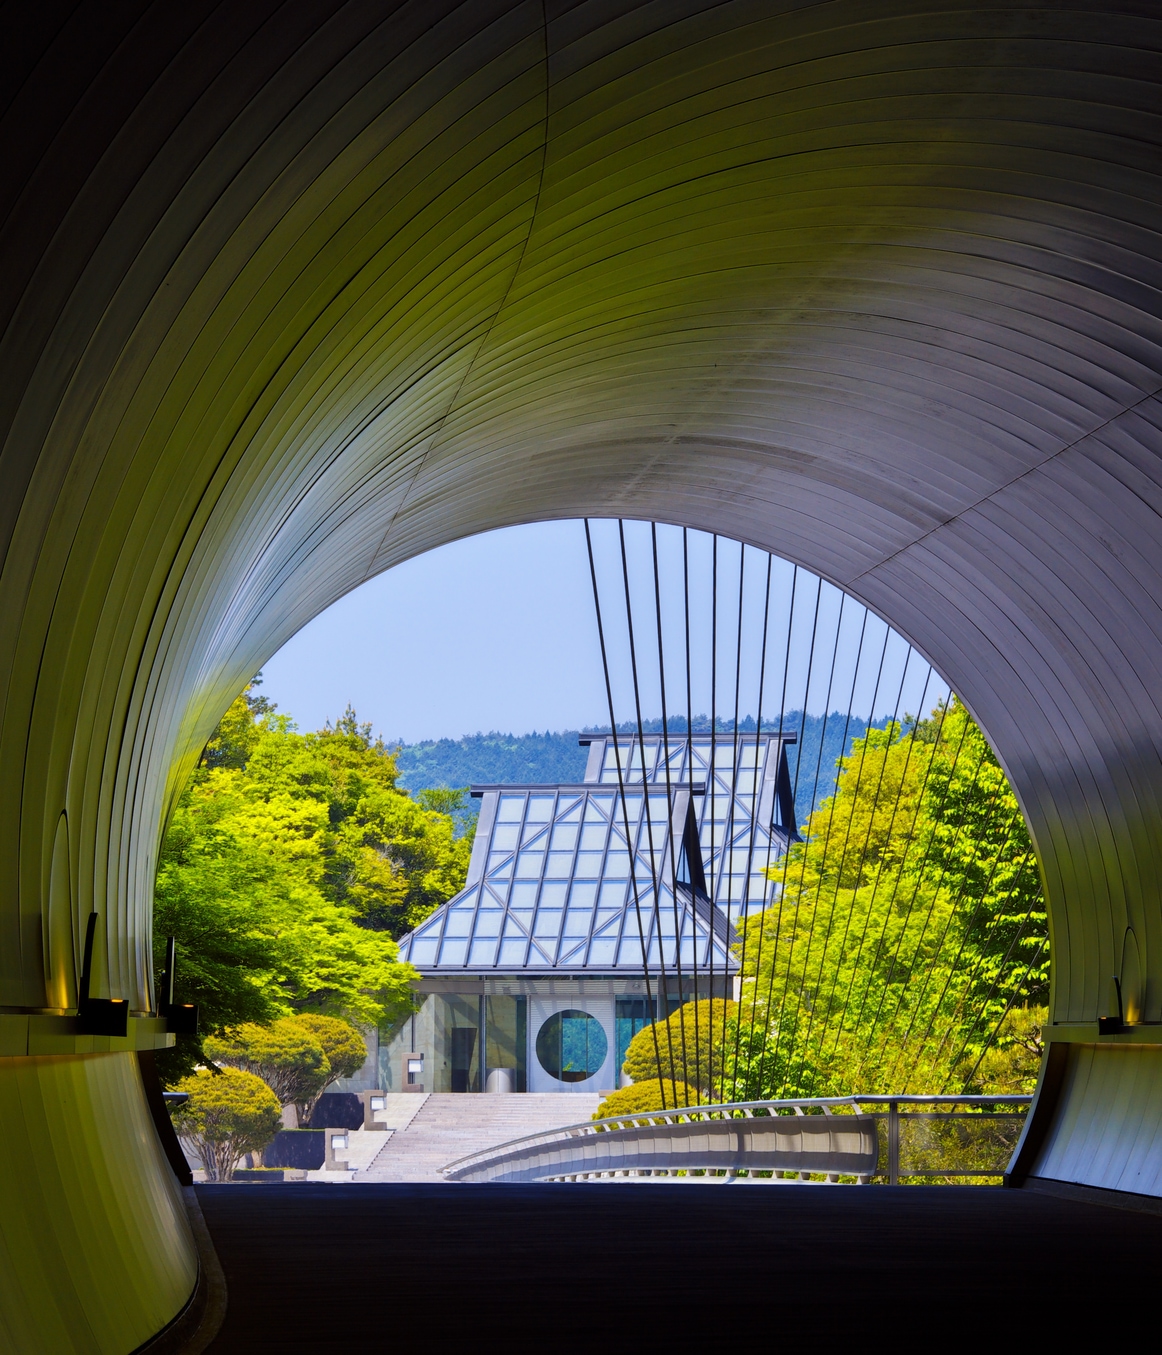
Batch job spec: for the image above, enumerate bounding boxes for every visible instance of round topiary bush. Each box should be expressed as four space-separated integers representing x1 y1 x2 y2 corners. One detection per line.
170 1066 283 1181
593 1078 703 1121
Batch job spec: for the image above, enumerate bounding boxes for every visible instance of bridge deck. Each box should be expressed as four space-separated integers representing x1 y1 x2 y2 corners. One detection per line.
199 1182 1157 1347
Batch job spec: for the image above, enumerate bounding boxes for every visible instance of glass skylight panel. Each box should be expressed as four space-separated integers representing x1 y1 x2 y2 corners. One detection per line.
491 823 519 851
444 909 472 936
472 910 502 937
439 938 467 965
574 852 603 877
579 823 607 850
469 939 496 965
587 937 617 964
562 909 591 937
409 938 438 965
533 910 562 938
497 796 524 822
569 881 598 907
549 823 578 850
527 795 555 821
515 852 543 878
539 881 567 908
498 938 527 965
510 882 538 909
488 855 513 879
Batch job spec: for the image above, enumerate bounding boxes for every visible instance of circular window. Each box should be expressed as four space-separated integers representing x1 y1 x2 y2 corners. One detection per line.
535 1010 608 1084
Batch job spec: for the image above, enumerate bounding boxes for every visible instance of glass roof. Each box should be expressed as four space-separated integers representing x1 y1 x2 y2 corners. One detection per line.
397 735 797 975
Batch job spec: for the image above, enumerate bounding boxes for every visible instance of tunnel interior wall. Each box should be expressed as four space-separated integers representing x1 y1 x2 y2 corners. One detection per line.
2 2 1162 1345
0 1054 197 1354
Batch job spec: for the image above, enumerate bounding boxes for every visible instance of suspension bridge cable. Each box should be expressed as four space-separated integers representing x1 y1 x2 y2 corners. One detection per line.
813 625 892 1041
584 519 666 1107
794 608 870 1071
757 574 824 1095
896 812 1024 1092
742 564 798 1095
729 551 773 1102
924 839 1039 1076
682 529 702 1097
956 935 1047 1094
850 696 964 1076
827 645 917 1053
651 523 691 1099
842 663 938 1043
720 541 747 1094
707 534 720 1097
617 520 678 1099
933 856 1040 1091
777 593 847 1092
878 755 1006 1088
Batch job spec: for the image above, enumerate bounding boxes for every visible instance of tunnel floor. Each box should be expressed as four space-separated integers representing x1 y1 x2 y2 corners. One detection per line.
197 1182 1157 1348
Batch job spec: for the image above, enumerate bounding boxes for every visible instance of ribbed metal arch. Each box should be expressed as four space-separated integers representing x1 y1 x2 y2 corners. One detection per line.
0 6 1160 1288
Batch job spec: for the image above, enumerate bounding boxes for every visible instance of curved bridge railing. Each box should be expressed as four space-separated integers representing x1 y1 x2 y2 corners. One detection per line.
441 1095 1032 1184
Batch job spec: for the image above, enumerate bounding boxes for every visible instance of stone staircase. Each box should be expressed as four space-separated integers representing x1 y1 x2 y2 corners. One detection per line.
361 1093 602 1183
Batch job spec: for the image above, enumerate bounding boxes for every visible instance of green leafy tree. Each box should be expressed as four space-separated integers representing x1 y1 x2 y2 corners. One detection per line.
169 1067 282 1182
594 1079 703 1119
288 1014 368 1125
205 1020 332 1120
153 687 470 1083
734 698 1048 1098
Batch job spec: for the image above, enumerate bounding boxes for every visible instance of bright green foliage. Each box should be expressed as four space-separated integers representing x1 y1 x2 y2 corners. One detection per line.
288 1014 368 1124
205 1020 332 1114
154 688 469 1082
735 698 1048 1098
594 1079 703 1119
169 1067 282 1182
621 1000 735 1096
965 1006 1046 1094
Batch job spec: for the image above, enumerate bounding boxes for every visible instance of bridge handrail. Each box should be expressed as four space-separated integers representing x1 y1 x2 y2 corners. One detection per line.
440 1093 1032 1178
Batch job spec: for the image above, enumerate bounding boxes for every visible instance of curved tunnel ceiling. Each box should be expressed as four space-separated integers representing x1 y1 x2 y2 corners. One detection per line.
2 0 1161 1041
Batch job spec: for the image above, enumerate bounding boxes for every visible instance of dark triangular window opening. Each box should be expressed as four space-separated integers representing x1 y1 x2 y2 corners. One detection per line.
771 743 802 844
676 800 708 896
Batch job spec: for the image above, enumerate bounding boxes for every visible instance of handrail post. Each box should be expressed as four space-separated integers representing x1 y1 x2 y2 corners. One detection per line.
888 1099 899 1186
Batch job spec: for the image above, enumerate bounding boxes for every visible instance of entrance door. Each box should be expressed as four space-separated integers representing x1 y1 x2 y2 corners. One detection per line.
450 1026 477 1093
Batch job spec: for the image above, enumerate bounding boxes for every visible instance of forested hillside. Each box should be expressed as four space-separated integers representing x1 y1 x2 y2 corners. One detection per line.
394 712 885 823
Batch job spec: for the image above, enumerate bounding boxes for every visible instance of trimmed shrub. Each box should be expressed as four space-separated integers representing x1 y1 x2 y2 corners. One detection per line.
170 1067 282 1181
288 1015 367 1125
593 1078 703 1120
205 1019 330 1118
621 999 735 1096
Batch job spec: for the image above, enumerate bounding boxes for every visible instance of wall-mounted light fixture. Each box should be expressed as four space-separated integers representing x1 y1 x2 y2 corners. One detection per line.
77 912 128 1036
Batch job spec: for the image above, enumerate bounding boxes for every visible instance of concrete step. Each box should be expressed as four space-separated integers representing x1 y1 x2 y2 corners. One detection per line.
360 1093 602 1183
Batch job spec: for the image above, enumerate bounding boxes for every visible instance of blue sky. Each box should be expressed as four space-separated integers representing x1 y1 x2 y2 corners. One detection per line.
259 520 948 743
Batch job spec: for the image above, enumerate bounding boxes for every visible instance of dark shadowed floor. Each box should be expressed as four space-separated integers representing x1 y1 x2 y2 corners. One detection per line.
199 1182 1157 1350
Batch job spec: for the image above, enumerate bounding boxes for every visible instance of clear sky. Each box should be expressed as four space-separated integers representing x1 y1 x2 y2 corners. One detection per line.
259 519 948 743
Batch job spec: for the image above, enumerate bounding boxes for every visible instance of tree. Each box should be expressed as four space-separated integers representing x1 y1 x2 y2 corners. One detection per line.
205 1020 332 1121
594 1079 703 1120
153 687 472 1083
621 1000 736 1097
169 1068 282 1182
734 698 1048 1098
288 1014 368 1125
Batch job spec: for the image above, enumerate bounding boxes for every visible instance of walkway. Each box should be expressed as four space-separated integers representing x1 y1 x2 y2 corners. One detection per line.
359 1092 601 1182
199 1182 1162 1349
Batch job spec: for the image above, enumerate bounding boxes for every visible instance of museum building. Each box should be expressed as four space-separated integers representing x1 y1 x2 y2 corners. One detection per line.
379 732 800 1094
